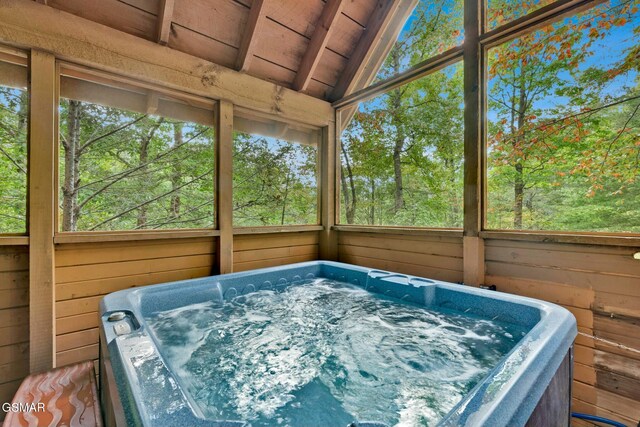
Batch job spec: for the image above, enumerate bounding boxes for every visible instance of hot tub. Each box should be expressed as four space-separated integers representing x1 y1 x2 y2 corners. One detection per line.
99 261 576 426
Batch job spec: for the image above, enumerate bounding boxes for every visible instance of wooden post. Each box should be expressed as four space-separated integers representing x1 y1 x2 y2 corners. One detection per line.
319 120 337 260
29 50 57 371
216 100 233 273
463 0 485 286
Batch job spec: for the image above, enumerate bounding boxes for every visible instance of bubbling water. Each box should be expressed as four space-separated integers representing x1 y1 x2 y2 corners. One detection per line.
147 279 527 426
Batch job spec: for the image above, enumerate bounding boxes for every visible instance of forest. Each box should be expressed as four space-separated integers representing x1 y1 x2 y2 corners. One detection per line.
0 0 638 234
0 78 318 232
340 0 640 232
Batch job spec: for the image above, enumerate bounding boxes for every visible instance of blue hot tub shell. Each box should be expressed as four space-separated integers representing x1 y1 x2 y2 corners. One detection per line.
99 261 576 426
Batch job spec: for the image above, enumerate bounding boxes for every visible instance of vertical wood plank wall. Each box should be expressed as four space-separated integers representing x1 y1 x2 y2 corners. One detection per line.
53 238 217 368
337 231 464 283
0 246 29 422
233 232 320 272
484 239 640 426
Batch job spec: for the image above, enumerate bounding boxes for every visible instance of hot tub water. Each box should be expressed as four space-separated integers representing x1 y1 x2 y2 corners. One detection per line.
146 278 527 427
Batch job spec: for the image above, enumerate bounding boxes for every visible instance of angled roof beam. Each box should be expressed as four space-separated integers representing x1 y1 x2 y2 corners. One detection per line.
236 0 268 72
331 0 417 102
292 0 345 92
157 0 175 45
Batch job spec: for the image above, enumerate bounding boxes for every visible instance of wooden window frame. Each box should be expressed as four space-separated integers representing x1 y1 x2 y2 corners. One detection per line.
332 0 640 247
231 108 324 229
54 62 219 238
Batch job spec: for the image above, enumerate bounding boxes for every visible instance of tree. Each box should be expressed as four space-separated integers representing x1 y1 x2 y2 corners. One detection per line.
59 98 215 232
340 0 464 226
0 85 28 233
487 0 640 231
233 133 318 226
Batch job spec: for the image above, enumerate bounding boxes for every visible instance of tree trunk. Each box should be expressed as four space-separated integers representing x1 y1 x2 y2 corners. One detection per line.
340 143 356 223
136 119 162 228
62 100 82 231
280 171 291 225
169 123 183 221
388 49 405 213
389 87 405 212
513 74 528 229
514 161 524 228
369 177 375 225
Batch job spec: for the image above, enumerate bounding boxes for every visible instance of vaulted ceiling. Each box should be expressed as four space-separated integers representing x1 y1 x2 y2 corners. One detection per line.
36 0 412 102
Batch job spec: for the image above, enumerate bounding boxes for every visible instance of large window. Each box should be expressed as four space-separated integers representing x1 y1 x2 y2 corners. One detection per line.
0 54 28 234
58 69 215 232
486 0 640 232
340 63 464 227
233 112 319 226
375 0 463 82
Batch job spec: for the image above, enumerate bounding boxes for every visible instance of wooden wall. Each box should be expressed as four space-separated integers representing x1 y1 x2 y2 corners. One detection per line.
484 239 640 426
0 245 29 422
233 231 320 272
54 237 217 368
337 231 464 283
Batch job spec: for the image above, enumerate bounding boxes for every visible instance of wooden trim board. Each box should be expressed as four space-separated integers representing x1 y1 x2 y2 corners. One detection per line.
28 50 57 372
216 100 233 273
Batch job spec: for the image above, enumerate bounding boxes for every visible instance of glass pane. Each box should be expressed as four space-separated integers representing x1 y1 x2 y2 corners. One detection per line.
486 0 640 232
486 0 557 31
0 58 28 234
374 0 463 82
233 113 319 226
59 75 215 232
340 62 464 227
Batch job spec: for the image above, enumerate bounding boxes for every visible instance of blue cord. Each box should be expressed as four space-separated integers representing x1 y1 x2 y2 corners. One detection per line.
571 412 628 427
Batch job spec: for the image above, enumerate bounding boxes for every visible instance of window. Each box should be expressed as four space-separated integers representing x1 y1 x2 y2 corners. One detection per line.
233 112 319 226
0 54 28 234
486 0 640 232
58 69 215 232
339 62 464 227
375 0 463 82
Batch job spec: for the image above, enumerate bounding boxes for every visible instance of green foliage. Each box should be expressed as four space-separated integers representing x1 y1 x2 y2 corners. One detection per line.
342 0 639 233
58 99 214 231
341 0 464 227
2 0 638 235
233 133 318 226
487 0 640 232
0 86 27 233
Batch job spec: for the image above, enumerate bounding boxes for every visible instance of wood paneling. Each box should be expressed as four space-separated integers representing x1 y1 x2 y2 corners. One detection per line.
484 238 640 424
233 231 320 272
0 246 29 422
33 0 383 102
48 0 157 41
337 231 464 283
54 237 216 367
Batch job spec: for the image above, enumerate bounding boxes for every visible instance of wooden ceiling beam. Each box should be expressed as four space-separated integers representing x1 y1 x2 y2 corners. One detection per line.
236 0 267 72
331 0 417 101
292 0 345 92
156 0 175 45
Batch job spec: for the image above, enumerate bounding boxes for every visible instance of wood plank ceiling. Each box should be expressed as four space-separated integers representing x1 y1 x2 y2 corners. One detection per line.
38 0 396 102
